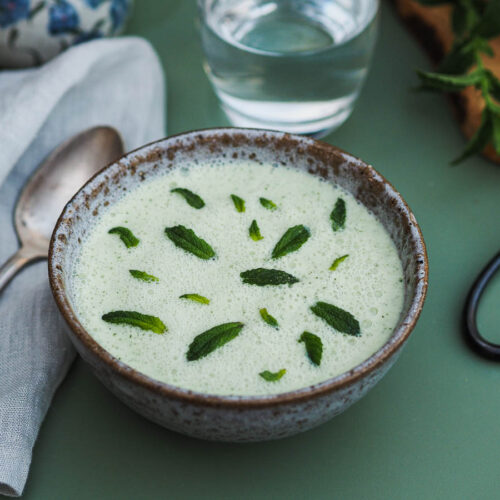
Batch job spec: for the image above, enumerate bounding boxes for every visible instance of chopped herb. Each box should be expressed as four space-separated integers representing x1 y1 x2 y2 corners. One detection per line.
108 227 139 248
170 187 205 209
129 270 159 282
271 224 310 259
186 322 244 361
299 331 323 366
230 194 245 213
102 311 166 334
310 301 360 336
180 293 210 305
249 219 264 241
259 369 286 382
165 225 216 260
329 254 349 271
260 197 277 210
259 308 279 328
240 268 299 286
330 198 346 232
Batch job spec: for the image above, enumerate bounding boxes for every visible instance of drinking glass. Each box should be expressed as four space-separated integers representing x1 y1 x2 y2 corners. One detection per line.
198 0 379 137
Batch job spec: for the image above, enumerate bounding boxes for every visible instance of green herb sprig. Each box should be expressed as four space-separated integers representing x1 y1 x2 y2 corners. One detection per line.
249 219 264 241
187 322 244 361
180 293 210 305
416 0 500 163
259 308 279 328
102 311 166 334
171 188 205 209
108 227 139 248
129 270 159 282
259 369 286 382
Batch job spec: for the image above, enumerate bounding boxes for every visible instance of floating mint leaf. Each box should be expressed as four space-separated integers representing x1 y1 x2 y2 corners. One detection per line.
259 369 286 382
299 331 323 366
187 322 244 361
330 198 346 232
102 311 166 334
271 224 310 259
108 227 139 248
310 301 360 336
129 270 159 282
249 219 263 241
259 308 278 329
260 197 277 210
240 268 299 286
170 187 205 209
165 225 216 260
180 293 210 305
329 254 349 271
230 194 245 213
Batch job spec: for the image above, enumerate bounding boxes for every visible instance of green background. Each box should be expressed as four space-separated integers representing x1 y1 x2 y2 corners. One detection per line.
23 1 500 499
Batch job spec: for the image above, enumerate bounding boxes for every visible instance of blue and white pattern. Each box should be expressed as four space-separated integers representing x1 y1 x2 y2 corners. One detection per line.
48 0 79 34
0 0 31 28
0 0 133 67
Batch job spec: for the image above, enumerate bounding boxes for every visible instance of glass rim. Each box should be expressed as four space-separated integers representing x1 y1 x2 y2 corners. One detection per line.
197 0 380 58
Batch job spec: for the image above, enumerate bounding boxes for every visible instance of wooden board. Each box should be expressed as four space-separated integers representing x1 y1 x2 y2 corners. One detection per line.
394 0 500 163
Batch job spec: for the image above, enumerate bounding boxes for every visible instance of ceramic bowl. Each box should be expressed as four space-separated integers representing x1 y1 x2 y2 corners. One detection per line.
0 0 133 68
49 128 428 442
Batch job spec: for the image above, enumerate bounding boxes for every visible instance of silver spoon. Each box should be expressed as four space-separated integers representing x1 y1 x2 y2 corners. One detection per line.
0 126 124 292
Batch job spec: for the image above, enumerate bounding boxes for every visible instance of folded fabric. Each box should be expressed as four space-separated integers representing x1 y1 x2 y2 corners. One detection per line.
0 36 166 497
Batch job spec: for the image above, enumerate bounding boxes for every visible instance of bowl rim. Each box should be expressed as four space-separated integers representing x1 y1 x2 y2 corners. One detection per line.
48 127 428 409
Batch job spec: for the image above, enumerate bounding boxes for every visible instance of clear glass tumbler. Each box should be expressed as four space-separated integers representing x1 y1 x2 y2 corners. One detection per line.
198 0 379 137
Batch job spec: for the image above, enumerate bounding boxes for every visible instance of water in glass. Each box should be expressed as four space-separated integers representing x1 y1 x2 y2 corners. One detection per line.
199 0 379 137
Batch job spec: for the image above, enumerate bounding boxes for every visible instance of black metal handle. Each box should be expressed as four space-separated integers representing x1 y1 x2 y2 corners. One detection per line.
464 252 500 359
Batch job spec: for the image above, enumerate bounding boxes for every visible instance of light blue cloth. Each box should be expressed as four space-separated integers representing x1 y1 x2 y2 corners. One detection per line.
0 37 166 497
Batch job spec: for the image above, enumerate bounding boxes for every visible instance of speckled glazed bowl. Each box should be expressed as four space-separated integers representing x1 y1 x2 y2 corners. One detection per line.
49 128 428 442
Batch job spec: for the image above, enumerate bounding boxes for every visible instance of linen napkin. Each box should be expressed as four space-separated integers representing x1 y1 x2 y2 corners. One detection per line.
0 37 166 497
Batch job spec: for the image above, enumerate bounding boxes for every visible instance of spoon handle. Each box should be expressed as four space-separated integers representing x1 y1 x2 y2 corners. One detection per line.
0 247 42 293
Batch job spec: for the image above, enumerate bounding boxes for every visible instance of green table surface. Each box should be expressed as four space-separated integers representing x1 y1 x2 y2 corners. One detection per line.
22 1 500 499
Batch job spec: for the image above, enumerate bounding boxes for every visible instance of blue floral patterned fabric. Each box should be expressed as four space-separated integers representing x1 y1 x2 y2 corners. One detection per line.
110 0 128 32
48 0 80 35
0 0 31 28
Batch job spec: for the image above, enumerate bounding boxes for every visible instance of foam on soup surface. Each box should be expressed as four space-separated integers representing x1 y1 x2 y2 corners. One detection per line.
71 161 404 396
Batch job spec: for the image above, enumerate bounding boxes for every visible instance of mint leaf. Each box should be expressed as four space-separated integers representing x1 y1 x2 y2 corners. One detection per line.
260 197 277 210
240 268 299 286
487 70 500 103
452 2 478 37
474 0 500 38
271 225 310 259
165 225 216 260
329 254 349 271
417 69 483 92
310 301 360 336
129 270 159 282
438 39 477 74
186 322 244 361
299 331 323 366
249 219 264 241
259 369 286 382
491 112 500 152
171 188 205 209
259 308 279 328
108 227 139 248
102 311 166 334
180 293 210 305
330 198 346 232
452 108 493 164
230 194 245 213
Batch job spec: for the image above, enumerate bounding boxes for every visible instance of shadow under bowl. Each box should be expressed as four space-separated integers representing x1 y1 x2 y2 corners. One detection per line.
49 128 428 442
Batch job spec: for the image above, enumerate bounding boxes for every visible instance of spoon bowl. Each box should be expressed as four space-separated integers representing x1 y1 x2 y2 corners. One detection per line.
0 126 124 292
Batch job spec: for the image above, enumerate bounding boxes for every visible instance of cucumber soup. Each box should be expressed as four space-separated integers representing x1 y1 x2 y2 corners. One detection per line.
71 161 404 396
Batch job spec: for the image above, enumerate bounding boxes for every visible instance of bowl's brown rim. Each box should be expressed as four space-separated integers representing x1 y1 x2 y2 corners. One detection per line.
49 127 428 409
